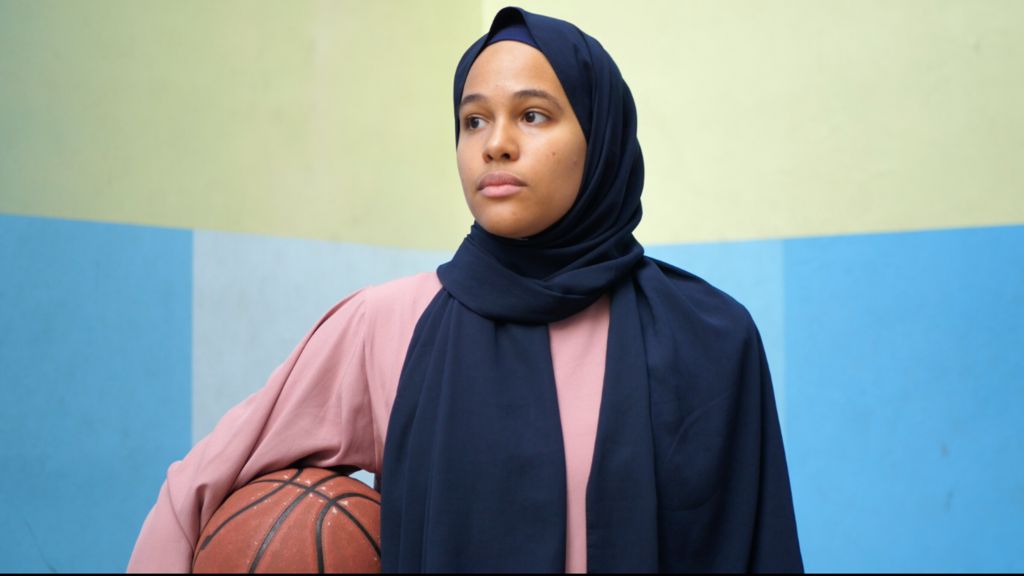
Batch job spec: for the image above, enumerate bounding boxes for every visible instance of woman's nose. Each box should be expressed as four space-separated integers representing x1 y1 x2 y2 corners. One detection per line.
483 120 519 162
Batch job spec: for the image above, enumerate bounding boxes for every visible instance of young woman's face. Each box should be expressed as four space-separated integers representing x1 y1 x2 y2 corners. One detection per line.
457 41 587 239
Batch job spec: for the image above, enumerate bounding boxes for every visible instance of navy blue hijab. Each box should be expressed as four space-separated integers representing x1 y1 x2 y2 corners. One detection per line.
381 7 803 572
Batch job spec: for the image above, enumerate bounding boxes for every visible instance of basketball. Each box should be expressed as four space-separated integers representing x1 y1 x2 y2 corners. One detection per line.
192 467 381 573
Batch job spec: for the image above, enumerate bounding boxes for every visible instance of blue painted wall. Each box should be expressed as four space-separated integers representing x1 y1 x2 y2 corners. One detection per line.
1 214 1022 571
784 225 1024 572
0 215 192 572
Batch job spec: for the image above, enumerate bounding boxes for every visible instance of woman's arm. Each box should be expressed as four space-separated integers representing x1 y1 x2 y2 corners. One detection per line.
127 289 376 572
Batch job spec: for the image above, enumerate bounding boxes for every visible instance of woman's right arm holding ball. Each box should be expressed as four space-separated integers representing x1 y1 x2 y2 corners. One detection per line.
127 290 377 573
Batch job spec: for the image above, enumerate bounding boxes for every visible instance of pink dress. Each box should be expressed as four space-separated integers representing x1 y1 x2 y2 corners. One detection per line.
127 271 610 574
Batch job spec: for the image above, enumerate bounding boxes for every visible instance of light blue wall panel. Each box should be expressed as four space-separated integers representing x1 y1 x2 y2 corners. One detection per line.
0 215 192 572
192 230 450 487
784 225 1024 572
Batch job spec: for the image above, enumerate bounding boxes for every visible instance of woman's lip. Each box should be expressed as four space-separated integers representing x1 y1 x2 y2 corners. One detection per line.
479 184 525 198
478 171 527 189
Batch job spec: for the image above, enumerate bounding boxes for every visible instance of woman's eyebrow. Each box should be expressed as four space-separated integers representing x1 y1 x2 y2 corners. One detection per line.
460 89 564 113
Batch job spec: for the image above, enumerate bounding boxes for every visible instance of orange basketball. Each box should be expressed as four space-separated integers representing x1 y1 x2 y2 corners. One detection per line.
192 467 381 573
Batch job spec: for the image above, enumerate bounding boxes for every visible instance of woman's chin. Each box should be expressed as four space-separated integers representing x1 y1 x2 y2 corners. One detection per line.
480 225 531 240
476 217 546 240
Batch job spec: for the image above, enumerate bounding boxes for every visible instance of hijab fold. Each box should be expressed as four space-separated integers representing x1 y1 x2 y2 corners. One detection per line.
381 7 803 572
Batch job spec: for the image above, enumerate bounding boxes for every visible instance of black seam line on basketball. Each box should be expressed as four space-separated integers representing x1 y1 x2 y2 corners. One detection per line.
197 467 306 553
249 473 345 574
251 480 383 507
320 495 383 559
316 503 326 575
314 494 382 573
249 479 382 506
310 494 373 574
311 487 385 573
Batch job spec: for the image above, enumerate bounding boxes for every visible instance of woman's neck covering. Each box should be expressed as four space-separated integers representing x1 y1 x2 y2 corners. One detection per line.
381 6 804 572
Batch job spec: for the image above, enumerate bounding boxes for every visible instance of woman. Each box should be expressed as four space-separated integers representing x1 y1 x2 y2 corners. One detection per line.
129 7 802 573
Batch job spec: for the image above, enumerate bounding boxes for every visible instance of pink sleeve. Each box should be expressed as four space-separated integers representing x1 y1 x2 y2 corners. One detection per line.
127 289 377 573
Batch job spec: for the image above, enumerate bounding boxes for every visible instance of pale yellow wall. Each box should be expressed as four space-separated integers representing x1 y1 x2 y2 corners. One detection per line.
0 0 479 248
492 0 1024 244
2 0 1022 249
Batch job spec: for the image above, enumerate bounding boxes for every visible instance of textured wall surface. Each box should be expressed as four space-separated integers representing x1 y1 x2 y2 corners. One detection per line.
0 215 192 572
1 0 1021 571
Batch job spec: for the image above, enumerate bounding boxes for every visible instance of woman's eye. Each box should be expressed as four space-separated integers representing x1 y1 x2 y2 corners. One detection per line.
463 112 547 131
523 111 549 124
